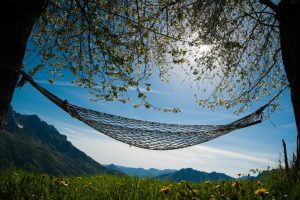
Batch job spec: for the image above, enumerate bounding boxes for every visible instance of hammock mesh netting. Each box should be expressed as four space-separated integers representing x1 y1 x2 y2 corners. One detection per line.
18 71 265 150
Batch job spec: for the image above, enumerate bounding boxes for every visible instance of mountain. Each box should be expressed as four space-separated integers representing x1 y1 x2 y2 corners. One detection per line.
0 106 122 176
105 165 233 182
237 175 256 180
105 164 177 177
156 168 233 182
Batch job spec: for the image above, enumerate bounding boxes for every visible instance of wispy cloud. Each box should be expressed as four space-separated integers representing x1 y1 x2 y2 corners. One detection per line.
191 145 276 166
128 86 171 95
180 109 238 123
59 125 110 141
36 79 171 96
277 123 296 129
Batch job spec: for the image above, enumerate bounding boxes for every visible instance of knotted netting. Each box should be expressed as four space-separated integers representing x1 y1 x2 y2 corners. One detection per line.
19 70 266 150
70 105 263 150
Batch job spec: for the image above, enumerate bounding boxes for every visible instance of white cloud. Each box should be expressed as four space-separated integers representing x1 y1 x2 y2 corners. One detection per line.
191 145 276 166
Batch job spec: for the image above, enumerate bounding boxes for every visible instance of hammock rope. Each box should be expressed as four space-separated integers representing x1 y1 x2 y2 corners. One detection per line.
18 70 276 150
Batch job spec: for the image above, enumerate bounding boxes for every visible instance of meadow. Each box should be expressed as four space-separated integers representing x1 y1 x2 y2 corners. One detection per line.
0 168 299 200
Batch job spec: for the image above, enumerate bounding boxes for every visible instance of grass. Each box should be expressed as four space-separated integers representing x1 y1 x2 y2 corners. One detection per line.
0 168 299 200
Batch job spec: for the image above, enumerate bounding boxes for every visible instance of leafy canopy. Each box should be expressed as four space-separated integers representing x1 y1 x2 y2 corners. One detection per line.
27 0 286 114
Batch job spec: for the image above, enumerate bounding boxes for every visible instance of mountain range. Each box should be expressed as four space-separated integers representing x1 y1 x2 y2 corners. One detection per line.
156 168 233 182
105 164 177 177
0 106 121 176
105 165 234 182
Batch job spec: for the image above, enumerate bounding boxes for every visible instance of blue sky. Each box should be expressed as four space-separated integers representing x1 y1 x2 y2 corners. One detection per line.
11 65 297 177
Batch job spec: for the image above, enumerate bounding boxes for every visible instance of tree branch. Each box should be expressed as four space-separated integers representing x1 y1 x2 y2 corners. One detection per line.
259 0 278 12
234 48 281 102
88 0 195 45
247 14 279 29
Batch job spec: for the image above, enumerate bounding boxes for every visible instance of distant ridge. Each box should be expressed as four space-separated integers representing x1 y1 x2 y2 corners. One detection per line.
105 164 177 177
156 168 233 182
105 165 233 182
0 107 122 176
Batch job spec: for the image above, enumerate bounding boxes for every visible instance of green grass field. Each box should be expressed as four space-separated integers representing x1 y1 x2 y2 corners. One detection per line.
0 168 299 200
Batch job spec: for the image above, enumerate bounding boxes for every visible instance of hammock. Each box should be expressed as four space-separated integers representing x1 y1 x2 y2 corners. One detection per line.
18 70 268 150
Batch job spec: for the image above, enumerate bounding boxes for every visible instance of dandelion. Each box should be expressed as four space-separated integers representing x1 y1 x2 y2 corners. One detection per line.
77 177 82 180
192 189 199 194
231 181 240 188
85 182 92 187
160 186 170 194
255 188 268 196
84 182 93 189
55 178 68 186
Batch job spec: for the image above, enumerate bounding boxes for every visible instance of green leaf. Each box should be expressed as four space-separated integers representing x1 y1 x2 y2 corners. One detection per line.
48 78 54 84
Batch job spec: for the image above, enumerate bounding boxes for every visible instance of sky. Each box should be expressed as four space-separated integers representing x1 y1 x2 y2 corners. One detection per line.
11 65 297 178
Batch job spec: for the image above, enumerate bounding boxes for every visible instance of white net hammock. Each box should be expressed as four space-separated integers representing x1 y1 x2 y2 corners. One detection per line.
18 70 268 150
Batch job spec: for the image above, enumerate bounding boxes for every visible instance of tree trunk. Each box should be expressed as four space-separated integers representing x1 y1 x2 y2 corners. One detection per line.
0 0 48 129
277 0 300 169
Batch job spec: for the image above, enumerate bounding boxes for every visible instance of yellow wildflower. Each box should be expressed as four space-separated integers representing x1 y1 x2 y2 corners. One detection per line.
84 182 94 190
192 189 199 194
160 186 170 194
84 182 92 187
232 181 240 188
55 179 68 186
255 188 268 196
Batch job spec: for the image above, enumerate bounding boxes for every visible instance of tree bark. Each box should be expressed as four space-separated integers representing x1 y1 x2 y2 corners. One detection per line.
277 0 300 169
0 0 48 129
